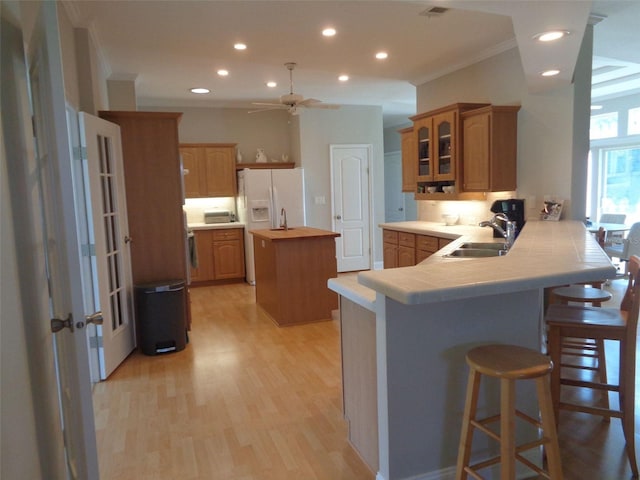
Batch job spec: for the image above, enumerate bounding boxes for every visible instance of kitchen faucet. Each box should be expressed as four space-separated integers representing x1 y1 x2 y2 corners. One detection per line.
280 208 288 231
479 213 516 248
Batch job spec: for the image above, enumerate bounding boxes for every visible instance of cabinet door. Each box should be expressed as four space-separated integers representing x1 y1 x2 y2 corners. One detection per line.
383 243 398 269
191 230 214 281
414 117 433 182
397 246 415 267
400 129 416 192
212 240 245 279
433 111 456 181
180 147 203 198
203 147 237 197
462 111 491 191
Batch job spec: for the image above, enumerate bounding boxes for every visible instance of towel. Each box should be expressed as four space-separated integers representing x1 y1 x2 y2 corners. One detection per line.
188 230 198 269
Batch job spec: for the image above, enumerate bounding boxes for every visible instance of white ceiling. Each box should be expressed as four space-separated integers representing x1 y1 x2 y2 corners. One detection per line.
64 0 640 127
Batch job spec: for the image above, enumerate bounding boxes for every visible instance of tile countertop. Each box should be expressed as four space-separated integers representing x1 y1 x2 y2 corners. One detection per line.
329 220 616 307
188 222 245 231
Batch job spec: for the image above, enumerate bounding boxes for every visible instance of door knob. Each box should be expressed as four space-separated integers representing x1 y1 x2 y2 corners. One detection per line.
51 314 74 333
75 311 104 330
336 215 342 220
124 236 132 243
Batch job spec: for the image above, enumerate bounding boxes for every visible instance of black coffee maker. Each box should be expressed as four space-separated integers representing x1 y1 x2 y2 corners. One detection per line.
490 199 525 238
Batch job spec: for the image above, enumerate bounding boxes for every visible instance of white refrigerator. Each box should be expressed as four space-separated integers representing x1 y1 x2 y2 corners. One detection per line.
237 168 306 284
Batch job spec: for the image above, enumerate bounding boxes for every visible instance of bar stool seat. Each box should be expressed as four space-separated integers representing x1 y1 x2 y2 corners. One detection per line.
456 344 563 480
552 285 612 306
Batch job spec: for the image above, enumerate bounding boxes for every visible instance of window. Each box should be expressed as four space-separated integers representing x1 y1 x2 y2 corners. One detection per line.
600 146 640 220
590 112 618 139
629 107 640 136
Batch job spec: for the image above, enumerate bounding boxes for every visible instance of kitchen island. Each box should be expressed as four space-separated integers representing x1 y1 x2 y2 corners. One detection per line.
251 226 340 326
329 220 615 480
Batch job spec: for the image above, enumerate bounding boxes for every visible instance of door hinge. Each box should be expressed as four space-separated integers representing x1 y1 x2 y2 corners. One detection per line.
81 243 96 257
73 145 87 161
89 335 103 349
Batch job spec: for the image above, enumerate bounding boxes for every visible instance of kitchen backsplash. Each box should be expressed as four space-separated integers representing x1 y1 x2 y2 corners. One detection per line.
184 197 237 224
417 191 523 226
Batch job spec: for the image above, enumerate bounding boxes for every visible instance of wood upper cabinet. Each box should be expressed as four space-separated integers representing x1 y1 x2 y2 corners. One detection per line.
432 110 456 182
461 106 520 192
180 143 237 198
98 111 186 285
399 127 416 192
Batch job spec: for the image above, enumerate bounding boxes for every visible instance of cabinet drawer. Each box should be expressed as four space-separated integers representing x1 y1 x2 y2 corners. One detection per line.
416 235 438 252
398 232 415 247
212 228 242 241
383 229 398 245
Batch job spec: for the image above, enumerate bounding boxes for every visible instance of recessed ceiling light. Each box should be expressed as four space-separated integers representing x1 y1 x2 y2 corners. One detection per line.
534 30 570 42
217 69 229 76
338 75 349 82
541 69 560 77
234 43 247 50
375 52 388 60
322 27 336 37
591 105 603 110
266 81 277 88
190 88 210 94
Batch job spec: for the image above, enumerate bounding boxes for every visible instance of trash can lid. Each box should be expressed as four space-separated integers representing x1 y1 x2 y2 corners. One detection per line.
135 279 185 293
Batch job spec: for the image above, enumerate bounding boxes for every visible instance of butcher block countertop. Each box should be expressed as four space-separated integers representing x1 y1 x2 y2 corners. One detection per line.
250 226 340 241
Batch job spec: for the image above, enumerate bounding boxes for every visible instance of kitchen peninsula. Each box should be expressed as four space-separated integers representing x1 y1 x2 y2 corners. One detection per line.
329 220 615 480
251 226 340 326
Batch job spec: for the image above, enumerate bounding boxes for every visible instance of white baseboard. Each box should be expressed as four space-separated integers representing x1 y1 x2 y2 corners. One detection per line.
373 260 384 270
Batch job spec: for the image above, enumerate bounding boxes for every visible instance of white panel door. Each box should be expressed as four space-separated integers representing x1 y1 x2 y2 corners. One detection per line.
80 112 135 379
330 145 371 272
28 2 99 477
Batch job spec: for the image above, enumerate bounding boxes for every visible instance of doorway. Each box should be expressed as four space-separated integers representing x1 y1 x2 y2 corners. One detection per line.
330 144 372 272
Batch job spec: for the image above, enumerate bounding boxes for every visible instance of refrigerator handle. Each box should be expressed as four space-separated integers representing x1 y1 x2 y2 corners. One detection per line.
269 186 277 229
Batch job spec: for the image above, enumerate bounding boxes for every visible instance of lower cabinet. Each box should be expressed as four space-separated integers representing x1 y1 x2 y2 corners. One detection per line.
191 228 245 283
383 229 454 268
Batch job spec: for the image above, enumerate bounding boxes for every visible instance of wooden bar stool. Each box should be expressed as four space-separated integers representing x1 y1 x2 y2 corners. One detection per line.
546 255 640 479
456 344 562 480
551 284 613 416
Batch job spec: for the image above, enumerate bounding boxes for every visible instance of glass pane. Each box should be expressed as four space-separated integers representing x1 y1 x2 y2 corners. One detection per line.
601 146 640 222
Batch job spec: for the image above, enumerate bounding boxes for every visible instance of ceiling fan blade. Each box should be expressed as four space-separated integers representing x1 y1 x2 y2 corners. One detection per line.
305 103 340 110
248 107 284 114
298 98 322 106
251 102 286 107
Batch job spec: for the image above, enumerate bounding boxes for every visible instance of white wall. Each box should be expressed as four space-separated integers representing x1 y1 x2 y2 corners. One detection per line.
144 105 294 164
298 106 385 263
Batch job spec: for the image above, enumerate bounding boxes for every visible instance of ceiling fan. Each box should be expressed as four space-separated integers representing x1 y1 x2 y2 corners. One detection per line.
249 62 340 115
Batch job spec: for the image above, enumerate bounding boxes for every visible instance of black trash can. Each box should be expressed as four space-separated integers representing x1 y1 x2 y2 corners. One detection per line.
135 280 187 355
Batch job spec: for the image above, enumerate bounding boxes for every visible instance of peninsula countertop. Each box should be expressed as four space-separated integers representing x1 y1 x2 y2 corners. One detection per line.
188 222 245 231
250 226 340 241
329 220 616 307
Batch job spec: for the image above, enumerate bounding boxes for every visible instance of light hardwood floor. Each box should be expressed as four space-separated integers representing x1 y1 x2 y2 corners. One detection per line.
94 277 638 479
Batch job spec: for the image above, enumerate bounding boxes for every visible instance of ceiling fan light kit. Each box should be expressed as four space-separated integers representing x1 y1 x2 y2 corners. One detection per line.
250 62 340 115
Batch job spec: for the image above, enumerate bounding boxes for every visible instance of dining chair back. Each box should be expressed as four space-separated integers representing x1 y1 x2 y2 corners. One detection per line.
599 213 627 224
605 222 640 273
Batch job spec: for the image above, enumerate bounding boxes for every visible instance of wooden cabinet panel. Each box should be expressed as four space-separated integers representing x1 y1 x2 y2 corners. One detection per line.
399 127 416 192
98 111 186 285
383 229 398 244
461 105 519 192
398 232 415 248
203 147 236 197
438 237 453 249
398 246 415 267
383 243 398 269
433 110 456 182
416 235 438 252
179 143 237 198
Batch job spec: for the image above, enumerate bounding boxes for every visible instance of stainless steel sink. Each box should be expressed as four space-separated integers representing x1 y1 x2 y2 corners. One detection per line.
445 248 505 258
459 242 507 250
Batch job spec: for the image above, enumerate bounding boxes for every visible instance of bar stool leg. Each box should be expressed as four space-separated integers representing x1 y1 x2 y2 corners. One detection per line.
620 338 639 478
500 378 516 480
535 376 563 478
456 368 481 480
595 338 611 420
